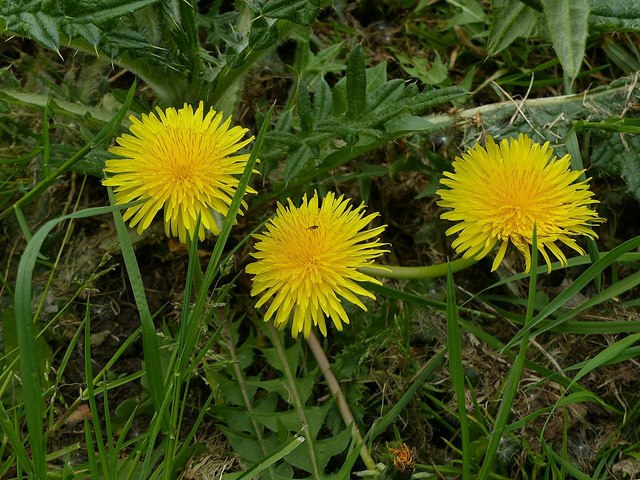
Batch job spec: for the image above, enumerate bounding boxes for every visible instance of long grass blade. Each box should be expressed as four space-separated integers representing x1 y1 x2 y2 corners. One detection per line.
503 235 640 350
14 200 143 477
0 82 136 222
478 226 539 479
446 264 471 479
108 188 166 422
235 436 306 480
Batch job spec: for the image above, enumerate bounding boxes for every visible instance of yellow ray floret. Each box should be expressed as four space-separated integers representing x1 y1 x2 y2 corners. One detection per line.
103 101 255 243
436 134 604 272
247 192 388 338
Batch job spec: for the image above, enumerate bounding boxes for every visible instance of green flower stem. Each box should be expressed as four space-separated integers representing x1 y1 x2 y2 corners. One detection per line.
359 258 477 280
306 331 377 472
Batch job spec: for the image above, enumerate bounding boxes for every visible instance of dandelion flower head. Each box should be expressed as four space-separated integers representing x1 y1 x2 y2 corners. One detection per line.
247 192 388 338
436 134 604 272
103 102 255 243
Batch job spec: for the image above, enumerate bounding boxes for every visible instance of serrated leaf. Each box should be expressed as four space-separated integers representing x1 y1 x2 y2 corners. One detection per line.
589 0 640 32
408 86 467 115
1 0 161 53
367 79 407 115
248 403 330 438
245 369 317 406
591 133 640 202
9 11 60 52
313 79 333 121
541 0 589 82
297 82 313 133
488 0 541 54
285 424 352 473
219 427 282 465
384 114 436 134
211 406 256 433
261 0 321 26
75 0 161 23
249 15 279 51
212 372 259 406
62 22 102 48
346 45 367 120
263 342 301 375
284 143 315 183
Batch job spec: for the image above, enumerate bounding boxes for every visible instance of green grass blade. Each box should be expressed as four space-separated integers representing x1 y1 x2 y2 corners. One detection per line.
83 299 108 478
0 401 33 477
183 104 274 372
368 348 447 441
0 82 136 222
446 264 471 479
266 324 321 479
503 235 640 350
478 227 539 480
108 188 165 420
14 200 144 477
520 269 640 338
235 436 306 480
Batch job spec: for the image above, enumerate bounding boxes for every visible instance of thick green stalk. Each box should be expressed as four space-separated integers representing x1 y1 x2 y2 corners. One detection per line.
359 258 477 279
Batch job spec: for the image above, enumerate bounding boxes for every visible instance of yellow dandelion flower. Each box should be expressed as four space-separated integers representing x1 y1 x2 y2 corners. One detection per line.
436 134 604 272
246 192 388 338
103 102 255 243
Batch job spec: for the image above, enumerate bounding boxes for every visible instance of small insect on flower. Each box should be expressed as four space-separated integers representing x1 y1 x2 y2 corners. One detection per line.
389 443 417 472
103 102 255 244
436 134 605 272
246 191 388 338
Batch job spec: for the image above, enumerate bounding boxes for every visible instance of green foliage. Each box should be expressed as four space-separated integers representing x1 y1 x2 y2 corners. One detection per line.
213 324 352 479
541 0 589 82
261 45 466 186
488 0 640 81
3 0 640 479
591 133 640 202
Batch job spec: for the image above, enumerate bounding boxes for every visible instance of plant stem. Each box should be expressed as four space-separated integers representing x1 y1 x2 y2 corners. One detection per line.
306 331 377 472
359 257 477 279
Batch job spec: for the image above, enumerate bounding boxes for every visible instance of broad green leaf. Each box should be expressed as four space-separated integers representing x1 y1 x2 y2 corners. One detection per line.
9 11 60 52
590 0 640 32
541 0 590 82
313 78 333 121
346 45 367 120
220 427 283 465
284 143 316 183
248 404 330 439
245 369 317 406
297 82 313 133
263 342 301 375
234 436 305 480
591 133 640 202
261 0 321 26
384 114 436 135
488 0 542 54
285 424 352 474
365 61 388 93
